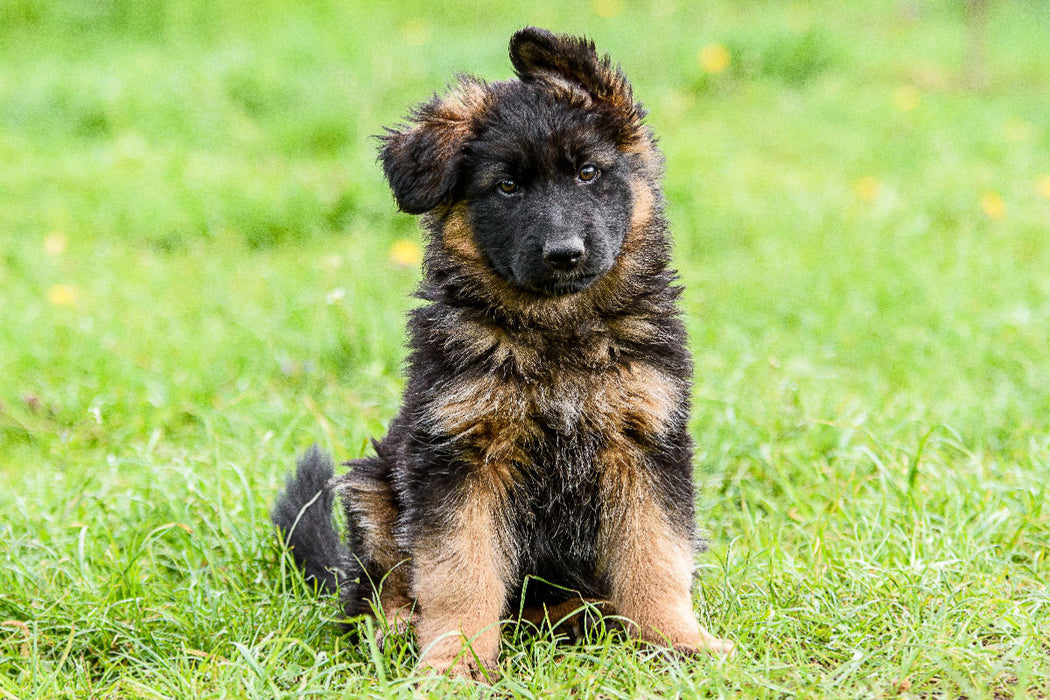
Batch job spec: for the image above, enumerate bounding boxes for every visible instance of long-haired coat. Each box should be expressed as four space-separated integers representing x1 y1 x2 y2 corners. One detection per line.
272 27 734 681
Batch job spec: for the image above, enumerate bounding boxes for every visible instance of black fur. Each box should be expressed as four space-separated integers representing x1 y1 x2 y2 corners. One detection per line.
463 84 634 295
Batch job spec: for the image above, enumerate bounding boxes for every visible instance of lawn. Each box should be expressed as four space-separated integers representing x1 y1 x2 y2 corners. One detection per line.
1 0 1048 697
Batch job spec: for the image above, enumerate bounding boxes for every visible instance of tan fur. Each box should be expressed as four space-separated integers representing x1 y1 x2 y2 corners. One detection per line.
600 179 661 299
356 31 737 681
427 372 535 488
439 310 535 370
617 361 681 436
439 203 487 265
337 478 403 577
265 31 743 690
375 588 414 647
627 178 656 234
419 77 490 151
595 445 731 655
532 75 597 110
586 175 664 309
606 314 659 344
438 205 583 329
419 354 714 669
411 481 513 679
438 77 489 122
430 357 681 447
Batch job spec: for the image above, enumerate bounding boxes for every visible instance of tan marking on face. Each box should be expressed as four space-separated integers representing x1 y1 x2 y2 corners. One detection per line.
619 133 655 155
411 481 512 678
439 206 583 332
616 178 662 264
441 204 486 264
575 173 664 316
628 178 656 232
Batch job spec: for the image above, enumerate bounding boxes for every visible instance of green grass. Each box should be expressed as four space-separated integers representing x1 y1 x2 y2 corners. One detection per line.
2 0 1049 697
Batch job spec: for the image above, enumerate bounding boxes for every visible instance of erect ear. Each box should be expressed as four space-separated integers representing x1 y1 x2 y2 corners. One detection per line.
508 27 639 118
378 76 489 215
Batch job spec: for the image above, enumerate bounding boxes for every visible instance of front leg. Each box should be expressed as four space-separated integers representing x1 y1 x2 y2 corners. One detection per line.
410 480 513 681
597 448 734 656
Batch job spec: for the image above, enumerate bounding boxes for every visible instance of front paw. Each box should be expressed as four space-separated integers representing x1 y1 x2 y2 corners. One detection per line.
418 651 500 684
674 630 736 658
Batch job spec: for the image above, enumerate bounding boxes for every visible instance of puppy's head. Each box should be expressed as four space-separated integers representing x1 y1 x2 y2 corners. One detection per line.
379 27 658 298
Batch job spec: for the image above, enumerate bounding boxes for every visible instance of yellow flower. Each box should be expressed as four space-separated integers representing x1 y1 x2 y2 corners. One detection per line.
45 232 68 257
893 85 921 112
980 191 1005 221
591 0 623 18
388 239 422 267
698 43 731 74
1037 174 1050 200
854 176 880 202
47 284 79 306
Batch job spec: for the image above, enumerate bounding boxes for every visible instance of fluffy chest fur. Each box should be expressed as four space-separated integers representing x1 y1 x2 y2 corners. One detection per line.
401 310 692 602
427 320 683 431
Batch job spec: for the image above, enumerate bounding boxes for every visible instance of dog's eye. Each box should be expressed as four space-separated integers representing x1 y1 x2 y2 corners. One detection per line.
578 165 599 183
498 179 519 195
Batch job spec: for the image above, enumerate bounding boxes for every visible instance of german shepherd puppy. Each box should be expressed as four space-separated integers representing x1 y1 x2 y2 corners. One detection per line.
272 27 734 680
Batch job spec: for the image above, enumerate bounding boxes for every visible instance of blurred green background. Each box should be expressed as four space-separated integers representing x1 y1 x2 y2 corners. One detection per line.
1 1 1048 697
2 0 1047 454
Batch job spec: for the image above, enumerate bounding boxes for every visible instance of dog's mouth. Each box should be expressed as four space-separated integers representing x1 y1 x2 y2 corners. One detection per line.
527 272 601 297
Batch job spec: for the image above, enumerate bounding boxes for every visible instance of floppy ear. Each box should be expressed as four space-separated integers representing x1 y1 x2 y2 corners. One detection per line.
508 27 638 117
378 76 488 215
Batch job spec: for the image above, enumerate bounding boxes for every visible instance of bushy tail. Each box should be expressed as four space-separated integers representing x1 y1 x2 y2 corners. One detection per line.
271 446 359 597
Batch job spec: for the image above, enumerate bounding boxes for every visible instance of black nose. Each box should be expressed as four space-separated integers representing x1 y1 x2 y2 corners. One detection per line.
544 238 585 272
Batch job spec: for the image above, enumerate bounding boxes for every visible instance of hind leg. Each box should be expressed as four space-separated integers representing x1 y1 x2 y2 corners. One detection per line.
332 459 412 629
